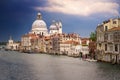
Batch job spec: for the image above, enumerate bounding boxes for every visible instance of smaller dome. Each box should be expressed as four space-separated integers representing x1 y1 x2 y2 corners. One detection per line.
50 24 58 30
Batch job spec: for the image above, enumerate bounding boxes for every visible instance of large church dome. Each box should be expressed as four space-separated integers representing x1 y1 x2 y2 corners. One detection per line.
32 20 46 29
31 12 48 35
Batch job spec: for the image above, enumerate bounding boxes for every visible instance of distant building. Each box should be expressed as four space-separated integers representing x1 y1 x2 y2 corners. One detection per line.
6 36 20 50
69 45 81 57
89 40 96 59
49 20 62 35
20 12 90 58
21 34 35 52
44 36 52 53
51 33 90 57
29 12 62 36
30 13 48 35
68 38 90 57
21 12 63 52
20 12 63 51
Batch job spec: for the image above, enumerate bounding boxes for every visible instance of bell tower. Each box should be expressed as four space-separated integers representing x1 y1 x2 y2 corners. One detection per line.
58 21 62 34
8 36 13 45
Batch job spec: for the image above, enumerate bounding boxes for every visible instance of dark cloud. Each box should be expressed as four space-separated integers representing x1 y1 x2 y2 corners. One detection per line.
0 0 42 41
0 0 119 42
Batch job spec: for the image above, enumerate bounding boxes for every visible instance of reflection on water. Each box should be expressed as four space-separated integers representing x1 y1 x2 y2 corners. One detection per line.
0 50 120 80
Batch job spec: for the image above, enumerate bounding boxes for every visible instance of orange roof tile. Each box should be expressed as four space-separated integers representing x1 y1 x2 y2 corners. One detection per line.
81 38 89 40
22 33 37 37
61 40 80 45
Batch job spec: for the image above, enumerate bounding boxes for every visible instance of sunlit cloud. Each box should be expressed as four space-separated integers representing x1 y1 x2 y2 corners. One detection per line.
35 0 119 17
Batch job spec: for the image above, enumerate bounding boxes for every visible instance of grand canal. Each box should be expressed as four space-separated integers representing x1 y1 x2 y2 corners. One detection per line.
0 49 120 80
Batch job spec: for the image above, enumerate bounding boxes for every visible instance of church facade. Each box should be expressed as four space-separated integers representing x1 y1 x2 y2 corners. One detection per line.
20 12 63 52
30 12 62 36
6 36 20 51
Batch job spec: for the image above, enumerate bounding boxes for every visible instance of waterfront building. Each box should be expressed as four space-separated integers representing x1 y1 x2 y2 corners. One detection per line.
21 12 62 52
61 39 80 56
67 38 89 57
37 36 46 53
68 45 81 57
51 33 90 57
96 18 120 63
20 12 90 57
81 38 90 55
6 36 20 50
103 27 120 63
89 40 96 59
44 36 53 53
21 34 38 52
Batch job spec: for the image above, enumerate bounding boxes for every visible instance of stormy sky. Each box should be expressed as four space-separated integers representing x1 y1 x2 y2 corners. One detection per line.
0 0 120 42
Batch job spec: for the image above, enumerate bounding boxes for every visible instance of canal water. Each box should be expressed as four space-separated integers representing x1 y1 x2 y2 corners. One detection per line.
0 50 120 80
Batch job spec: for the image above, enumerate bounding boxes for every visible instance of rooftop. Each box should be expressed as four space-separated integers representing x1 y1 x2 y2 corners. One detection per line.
107 27 120 32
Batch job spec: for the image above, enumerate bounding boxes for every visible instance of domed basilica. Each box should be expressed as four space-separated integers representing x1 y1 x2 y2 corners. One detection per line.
30 12 62 36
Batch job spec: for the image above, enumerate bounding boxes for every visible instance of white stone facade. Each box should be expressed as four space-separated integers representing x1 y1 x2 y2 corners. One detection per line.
30 12 62 36
21 35 32 51
6 37 20 50
49 21 62 35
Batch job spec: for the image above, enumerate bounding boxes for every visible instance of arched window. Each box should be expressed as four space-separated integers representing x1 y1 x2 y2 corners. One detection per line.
105 26 108 31
115 44 118 52
105 44 107 51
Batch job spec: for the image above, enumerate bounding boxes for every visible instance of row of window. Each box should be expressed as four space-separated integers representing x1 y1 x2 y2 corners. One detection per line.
105 44 119 52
